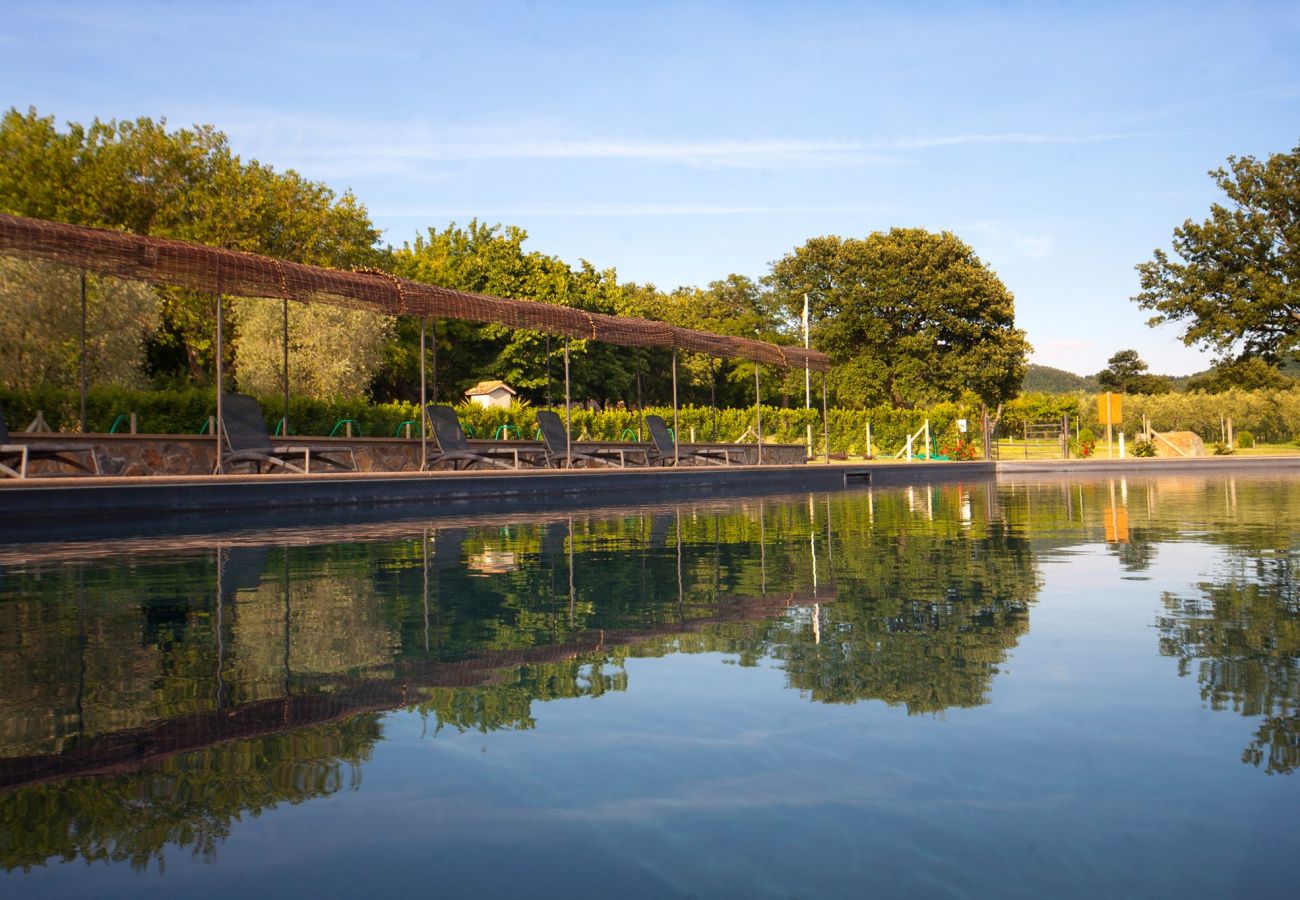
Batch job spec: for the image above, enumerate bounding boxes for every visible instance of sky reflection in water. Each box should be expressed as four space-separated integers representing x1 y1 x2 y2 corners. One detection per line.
1 474 1297 898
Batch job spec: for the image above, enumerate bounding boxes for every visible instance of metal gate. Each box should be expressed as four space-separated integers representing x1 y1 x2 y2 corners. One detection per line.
993 415 1070 460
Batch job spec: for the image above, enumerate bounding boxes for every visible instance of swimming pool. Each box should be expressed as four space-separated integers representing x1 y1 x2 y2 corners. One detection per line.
2 474 1297 897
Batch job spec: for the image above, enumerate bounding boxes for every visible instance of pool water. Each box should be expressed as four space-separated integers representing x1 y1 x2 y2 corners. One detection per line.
1 474 1297 898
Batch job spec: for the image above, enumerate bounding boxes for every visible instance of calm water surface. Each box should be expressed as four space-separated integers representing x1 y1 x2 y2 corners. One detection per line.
1 474 1297 898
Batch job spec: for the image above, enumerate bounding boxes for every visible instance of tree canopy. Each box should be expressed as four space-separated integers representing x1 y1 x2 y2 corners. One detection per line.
1096 349 1173 394
2 106 1051 412
1135 140 1300 365
0 107 383 390
1185 357 1298 394
768 229 1030 409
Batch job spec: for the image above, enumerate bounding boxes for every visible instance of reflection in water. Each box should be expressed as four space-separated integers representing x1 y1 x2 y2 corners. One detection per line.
1159 547 1300 774
1 475 1298 881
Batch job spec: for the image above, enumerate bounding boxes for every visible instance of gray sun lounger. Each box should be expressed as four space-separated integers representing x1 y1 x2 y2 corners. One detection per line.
0 403 100 478
644 414 747 466
217 393 356 474
425 405 545 470
536 409 649 468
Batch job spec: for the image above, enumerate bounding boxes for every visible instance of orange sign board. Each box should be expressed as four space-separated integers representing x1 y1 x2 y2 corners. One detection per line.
1103 506 1129 543
1098 392 1123 425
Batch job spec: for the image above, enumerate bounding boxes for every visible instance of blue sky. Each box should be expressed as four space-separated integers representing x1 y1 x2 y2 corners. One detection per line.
4 0 1298 375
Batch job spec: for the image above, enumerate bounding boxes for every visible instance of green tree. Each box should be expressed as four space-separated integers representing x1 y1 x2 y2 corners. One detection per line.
1135 140 1300 365
767 229 1030 409
1186 357 1298 393
619 275 791 409
388 221 636 406
231 299 393 401
1096 348 1173 394
0 107 382 384
0 258 160 393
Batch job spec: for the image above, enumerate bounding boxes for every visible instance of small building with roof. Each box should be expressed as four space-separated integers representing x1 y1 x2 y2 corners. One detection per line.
464 380 517 410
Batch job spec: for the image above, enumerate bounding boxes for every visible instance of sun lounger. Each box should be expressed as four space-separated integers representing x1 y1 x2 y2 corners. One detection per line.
644 414 747 466
536 409 649 468
425 405 545 470
217 393 356 474
0 403 100 478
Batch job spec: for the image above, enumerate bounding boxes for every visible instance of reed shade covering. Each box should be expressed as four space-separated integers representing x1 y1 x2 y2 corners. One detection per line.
0 213 829 372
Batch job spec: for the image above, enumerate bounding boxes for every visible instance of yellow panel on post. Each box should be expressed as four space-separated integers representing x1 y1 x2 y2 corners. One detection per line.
1098 392 1123 425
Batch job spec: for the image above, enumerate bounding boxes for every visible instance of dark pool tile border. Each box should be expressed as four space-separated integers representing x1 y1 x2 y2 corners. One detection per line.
996 455 1300 475
2 457 1297 539
0 465 873 530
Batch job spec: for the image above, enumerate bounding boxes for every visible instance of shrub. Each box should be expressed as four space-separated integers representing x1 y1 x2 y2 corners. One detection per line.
1235 429 1254 448
939 436 980 460
1072 427 1097 458
1212 442 1235 455
1133 439 1156 458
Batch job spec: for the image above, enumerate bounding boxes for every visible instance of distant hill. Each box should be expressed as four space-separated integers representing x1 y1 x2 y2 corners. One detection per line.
1022 363 1211 394
1022 364 1100 393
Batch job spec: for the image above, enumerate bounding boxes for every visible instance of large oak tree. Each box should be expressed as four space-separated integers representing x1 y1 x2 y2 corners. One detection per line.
1135 141 1300 364
768 228 1029 409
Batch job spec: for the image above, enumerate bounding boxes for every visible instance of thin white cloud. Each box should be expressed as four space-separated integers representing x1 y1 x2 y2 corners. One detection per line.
285 138 896 172
957 221 1055 260
375 203 892 219
219 110 1143 176
880 131 1148 150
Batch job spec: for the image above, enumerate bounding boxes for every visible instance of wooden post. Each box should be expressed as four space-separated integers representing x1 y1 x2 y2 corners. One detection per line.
564 338 572 469
822 371 829 464
214 287 224 474
419 317 427 470
672 349 680 468
282 298 290 437
430 319 438 406
79 272 87 433
755 363 763 465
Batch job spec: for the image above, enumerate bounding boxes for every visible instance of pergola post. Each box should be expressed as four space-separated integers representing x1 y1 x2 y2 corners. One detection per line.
755 362 763 465
419 317 428 470
282 298 290 436
430 319 438 406
822 370 830 464
672 349 680 467
214 286 224 474
709 358 718 441
78 271 87 433
564 337 572 469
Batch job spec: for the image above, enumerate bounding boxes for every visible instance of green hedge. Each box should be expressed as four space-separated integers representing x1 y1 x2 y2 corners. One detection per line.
995 390 1300 445
0 385 971 455
5 385 1298 451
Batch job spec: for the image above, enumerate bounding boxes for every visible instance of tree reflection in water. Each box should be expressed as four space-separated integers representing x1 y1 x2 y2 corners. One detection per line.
0 486 1042 869
9 476 1297 872
1159 551 1299 774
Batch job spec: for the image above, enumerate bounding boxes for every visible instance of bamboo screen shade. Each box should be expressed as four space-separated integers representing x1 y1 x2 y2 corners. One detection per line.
0 214 829 372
